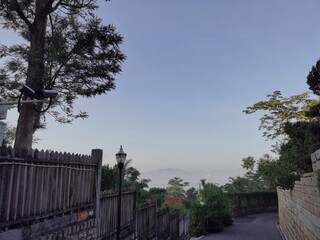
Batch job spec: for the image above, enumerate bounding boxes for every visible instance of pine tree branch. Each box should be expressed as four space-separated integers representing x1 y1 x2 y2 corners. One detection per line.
12 0 32 27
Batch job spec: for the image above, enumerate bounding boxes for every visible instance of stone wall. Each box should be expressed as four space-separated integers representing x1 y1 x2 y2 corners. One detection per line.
277 149 320 240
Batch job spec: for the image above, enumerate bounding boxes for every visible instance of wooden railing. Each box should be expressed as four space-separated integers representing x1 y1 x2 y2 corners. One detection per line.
0 146 100 229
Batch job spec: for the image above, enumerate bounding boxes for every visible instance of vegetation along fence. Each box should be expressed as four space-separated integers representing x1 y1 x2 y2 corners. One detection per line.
230 192 278 217
136 203 189 240
99 189 190 240
0 146 100 230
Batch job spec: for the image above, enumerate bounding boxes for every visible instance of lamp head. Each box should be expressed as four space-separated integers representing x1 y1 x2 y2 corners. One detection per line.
116 145 127 164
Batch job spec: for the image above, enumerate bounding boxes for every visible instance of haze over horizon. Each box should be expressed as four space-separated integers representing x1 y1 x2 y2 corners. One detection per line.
3 0 320 177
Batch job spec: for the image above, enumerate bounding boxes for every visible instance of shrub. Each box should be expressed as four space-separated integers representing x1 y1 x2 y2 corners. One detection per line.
188 183 233 237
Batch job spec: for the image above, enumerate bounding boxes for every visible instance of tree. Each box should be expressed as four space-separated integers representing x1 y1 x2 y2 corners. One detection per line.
186 187 198 201
2 123 16 146
243 90 315 143
0 0 125 150
166 177 189 198
223 176 253 193
101 164 117 191
307 59 320 96
279 121 320 173
241 156 255 177
257 156 299 190
188 182 232 236
148 187 166 206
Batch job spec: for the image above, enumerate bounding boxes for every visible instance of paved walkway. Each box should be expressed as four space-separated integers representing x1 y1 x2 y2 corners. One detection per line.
200 212 283 240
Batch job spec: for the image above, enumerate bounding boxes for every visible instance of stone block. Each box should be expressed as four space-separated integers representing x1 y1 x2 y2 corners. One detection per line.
303 202 314 214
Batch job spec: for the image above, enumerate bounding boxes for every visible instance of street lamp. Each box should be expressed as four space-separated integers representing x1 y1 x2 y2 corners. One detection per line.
116 145 127 240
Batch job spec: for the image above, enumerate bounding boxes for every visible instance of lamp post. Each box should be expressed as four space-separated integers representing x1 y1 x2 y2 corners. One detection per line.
116 145 127 240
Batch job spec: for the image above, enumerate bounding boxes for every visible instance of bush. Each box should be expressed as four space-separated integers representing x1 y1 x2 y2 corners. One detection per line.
188 183 233 237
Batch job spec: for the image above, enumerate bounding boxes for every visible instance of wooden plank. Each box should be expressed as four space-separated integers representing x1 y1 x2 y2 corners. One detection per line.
38 164 45 214
49 165 56 212
53 165 59 211
0 163 7 221
25 163 35 217
18 164 28 218
33 165 40 216
57 163 63 210
42 164 50 214
5 163 14 221
11 164 21 220
92 149 102 237
66 167 71 209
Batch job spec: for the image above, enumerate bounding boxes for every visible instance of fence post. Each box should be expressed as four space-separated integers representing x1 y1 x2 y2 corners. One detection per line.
92 149 103 238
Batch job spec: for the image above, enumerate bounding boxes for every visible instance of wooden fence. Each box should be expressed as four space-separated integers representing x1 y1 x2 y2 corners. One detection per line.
136 203 189 240
0 146 101 230
137 203 156 239
99 187 136 239
0 146 189 239
99 189 190 240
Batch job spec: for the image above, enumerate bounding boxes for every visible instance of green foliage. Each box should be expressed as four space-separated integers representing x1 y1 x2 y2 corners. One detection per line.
307 59 320 96
243 86 320 189
101 160 151 203
188 183 232 237
166 177 189 198
241 156 256 177
186 187 198 201
224 153 301 192
231 192 278 210
223 176 264 193
0 1 125 122
243 90 312 142
101 164 117 190
280 121 320 173
148 187 167 207
2 124 16 146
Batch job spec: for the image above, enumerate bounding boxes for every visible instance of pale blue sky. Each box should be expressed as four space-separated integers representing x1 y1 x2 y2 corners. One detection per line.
4 0 320 174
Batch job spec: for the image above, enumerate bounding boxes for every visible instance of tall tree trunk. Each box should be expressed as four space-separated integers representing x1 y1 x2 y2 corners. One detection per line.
14 1 49 151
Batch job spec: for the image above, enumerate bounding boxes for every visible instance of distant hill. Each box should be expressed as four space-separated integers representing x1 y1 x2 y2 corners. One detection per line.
141 168 246 189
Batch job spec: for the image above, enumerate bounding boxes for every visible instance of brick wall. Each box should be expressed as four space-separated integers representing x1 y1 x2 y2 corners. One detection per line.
277 149 320 240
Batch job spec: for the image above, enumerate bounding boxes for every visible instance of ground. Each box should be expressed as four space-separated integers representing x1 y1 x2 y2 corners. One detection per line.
200 212 282 240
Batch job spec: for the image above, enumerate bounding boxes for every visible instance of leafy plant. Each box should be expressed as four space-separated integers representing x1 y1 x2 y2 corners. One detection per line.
188 183 233 237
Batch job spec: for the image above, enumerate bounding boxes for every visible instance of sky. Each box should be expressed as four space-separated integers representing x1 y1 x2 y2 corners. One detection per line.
3 0 320 177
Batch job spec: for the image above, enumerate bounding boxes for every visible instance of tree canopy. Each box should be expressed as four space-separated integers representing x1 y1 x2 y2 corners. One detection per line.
0 0 125 150
243 90 315 141
307 59 320 96
166 177 189 198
